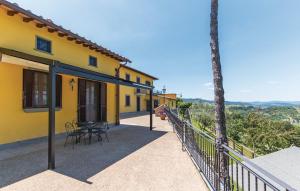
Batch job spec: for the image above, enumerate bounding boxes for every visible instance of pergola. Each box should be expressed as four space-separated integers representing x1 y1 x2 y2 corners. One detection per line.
0 47 154 170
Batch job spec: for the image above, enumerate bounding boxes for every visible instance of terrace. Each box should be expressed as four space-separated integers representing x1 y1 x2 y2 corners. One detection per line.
0 113 209 191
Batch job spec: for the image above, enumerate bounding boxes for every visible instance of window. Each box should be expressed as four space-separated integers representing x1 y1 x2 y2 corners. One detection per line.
125 74 130 81
23 69 62 108
36 36 52 53
136 77 141 93
136 77 141 83
89 56 98 67
145 81 151 86
125 95 131 106
154 100 159 108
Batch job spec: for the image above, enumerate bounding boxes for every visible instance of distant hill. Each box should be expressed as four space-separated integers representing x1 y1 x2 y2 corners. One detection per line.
183 98 300 107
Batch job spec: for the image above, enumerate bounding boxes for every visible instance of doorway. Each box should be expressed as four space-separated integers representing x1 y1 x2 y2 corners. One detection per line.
137 96 141 112
78 79 107 122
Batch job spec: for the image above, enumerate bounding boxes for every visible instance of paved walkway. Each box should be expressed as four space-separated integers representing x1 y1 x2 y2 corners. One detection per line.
0 114 209 191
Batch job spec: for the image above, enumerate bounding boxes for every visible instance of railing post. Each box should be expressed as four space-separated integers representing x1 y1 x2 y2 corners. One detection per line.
182 122 186 151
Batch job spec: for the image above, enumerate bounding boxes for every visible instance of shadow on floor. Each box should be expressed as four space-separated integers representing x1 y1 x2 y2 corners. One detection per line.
0 124 166 188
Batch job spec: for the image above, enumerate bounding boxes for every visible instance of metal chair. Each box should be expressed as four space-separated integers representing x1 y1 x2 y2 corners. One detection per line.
72 120 87 144
93 122 110 142
64 122 81 149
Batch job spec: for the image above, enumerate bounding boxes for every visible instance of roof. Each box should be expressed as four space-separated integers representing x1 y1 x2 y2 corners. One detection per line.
122 64 158 80
0 0 131 63
158 94 177 100
250 146 300 190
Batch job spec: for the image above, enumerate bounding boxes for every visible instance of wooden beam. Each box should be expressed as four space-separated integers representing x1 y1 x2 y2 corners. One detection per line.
7 10 17 16
83 44 89 47
48 28 58 33
89 46 96 50
58 32 67 37
67 37 75 41
23 17 34 22
75 40 83 44
36 23 46 28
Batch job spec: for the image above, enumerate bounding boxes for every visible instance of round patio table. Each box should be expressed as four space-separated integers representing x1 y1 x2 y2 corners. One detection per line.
78 121 100 144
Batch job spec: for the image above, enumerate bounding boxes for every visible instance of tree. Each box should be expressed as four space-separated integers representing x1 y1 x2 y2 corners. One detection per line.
177 102 192 118
176 97 183 106
210 0 228 182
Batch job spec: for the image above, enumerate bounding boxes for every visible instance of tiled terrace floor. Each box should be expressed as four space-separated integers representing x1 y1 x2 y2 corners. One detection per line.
0 113 209 191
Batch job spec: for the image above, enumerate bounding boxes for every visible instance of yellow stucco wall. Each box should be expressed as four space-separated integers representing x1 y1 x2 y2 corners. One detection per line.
0 8 155 144
0 63 117 144
0 8 119 76
0 63 75 143
158 96 177 109
119 67 154 113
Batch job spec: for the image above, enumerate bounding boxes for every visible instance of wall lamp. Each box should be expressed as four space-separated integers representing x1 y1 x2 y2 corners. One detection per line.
69 79 75 91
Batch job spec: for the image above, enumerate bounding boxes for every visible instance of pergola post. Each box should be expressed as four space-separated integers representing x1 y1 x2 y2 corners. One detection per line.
115 66 123 126
48 62 56 169
115 83 120 125
150 89 153 131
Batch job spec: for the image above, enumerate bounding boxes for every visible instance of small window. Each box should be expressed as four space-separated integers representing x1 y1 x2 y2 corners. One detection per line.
89 56 98 67
136 77 141 83
145 81 151 86
23 69 62 108
125 74 130 81
125 95 131 106
154 100 159 108
36 36 52 53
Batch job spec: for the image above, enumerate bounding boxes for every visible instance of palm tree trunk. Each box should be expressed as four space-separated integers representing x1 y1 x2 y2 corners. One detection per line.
210 0 228 183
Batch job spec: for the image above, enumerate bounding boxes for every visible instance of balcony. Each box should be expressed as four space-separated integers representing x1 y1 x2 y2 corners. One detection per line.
135 88 148 95
0 113 209 191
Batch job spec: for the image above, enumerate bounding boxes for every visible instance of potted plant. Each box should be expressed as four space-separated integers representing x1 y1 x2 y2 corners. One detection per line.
160 113 166 120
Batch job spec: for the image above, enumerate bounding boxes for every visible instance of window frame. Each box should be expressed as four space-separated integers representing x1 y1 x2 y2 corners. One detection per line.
23 69 62 109
145 80 151 86
125 73 130 81
35 36 52 54
136 77 141 83
125 95 131 107
89 56 98 67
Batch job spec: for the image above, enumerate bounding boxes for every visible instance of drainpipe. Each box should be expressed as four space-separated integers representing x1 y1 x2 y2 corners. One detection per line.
115 61 128 125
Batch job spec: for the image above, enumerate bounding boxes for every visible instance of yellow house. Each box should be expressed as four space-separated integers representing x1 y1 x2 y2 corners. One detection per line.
119 65 158 114
157 93 177 109
0 0 158 153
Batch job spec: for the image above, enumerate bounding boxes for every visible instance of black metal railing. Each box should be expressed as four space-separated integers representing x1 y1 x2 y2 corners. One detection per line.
187 108 256 159
165 107 296 191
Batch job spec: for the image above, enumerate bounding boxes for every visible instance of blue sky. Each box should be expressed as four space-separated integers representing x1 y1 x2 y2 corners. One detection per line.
12 0 300 101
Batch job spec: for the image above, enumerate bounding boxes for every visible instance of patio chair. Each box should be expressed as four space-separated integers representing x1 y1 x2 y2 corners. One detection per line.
64 122 82 149
72 120 87 144
93 121 110 142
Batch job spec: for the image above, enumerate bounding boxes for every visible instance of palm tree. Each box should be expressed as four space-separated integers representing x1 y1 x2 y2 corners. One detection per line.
210 0 228 182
